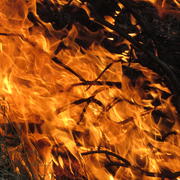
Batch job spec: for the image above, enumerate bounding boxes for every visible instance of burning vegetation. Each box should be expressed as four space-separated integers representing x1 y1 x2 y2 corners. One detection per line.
0 0 180 179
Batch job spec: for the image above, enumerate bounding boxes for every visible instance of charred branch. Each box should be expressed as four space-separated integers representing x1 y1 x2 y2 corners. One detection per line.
81 150 130 166
86 60 122 90
92 15 180 93
36 1 180 93
1 0 180 179
72 81 122 89
81 150 180 179
52 57 86 82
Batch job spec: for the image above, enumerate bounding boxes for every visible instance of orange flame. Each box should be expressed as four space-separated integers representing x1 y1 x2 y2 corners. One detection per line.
0 0 179 179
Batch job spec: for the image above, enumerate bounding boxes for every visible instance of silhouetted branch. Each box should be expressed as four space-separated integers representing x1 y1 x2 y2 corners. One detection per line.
81 149 180 179
86 59 122 90
52 57 86 81
72 80 122 89
81 150 130 166
92 14 180 93
78 97 104 124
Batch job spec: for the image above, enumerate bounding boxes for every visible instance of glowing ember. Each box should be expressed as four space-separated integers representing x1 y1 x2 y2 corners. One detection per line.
0 0 179 179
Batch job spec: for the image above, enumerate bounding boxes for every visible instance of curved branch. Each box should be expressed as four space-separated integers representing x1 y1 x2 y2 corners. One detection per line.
92 15 180 93
81 150 180 179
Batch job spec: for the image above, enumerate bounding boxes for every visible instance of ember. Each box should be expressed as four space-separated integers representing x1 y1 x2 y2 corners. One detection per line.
0 0 179 179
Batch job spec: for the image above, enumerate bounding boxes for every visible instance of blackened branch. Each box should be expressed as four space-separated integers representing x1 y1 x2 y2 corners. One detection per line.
52 57 86 82
86 60 122 90
105 96 141 112
72 80 122 89
81 150 180 179
81 150 130 166
92 13 180 93
76 92 105 124
105 97 123 111
78 98 103 124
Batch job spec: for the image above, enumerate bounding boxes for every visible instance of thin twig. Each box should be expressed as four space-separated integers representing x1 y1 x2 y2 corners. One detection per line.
81 150 130 166
105 97 123 111
56 88 104 116
75 88 105 124
52 57 86 82
77 96 105 124
93 15 180 93
81 150 180 179
72 80 122 89
86 60 122 91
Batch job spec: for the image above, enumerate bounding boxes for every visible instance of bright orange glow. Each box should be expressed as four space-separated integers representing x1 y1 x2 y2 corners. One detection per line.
0 0 179 179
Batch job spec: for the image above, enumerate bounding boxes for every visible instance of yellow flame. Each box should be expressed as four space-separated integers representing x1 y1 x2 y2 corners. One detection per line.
0 0 179 179
3 76 12 94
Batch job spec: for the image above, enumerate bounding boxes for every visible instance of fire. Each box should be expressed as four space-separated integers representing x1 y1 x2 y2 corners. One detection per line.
0 0 179 179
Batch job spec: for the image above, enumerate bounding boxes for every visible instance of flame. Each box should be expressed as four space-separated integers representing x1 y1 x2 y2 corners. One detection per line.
0 0 179 179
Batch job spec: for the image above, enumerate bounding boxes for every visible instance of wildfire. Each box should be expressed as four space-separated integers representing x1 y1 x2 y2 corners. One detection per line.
0 0 179 179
